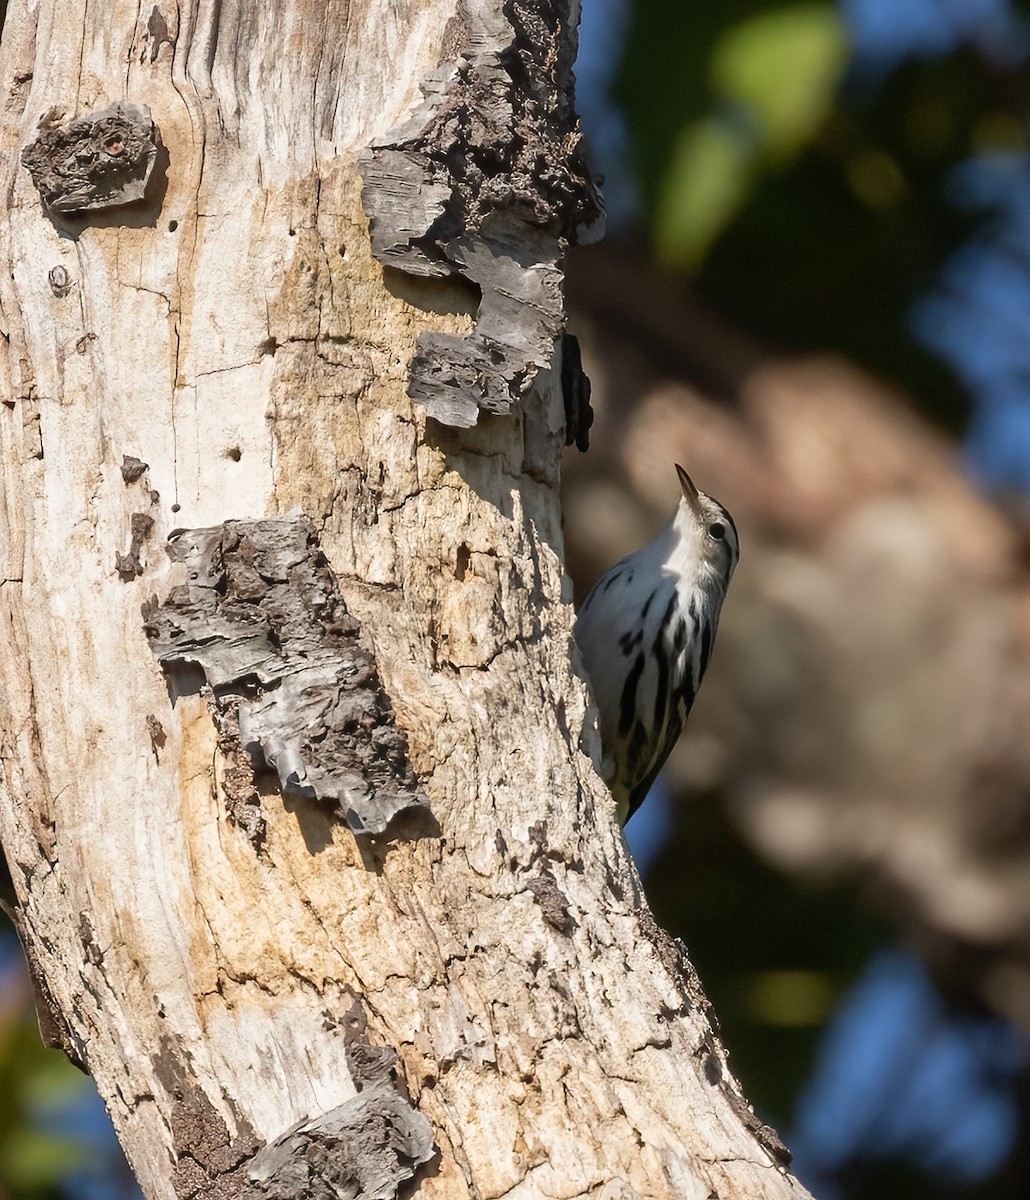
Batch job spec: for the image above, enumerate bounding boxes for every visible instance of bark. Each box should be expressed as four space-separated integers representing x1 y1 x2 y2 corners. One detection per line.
0 4 809 1199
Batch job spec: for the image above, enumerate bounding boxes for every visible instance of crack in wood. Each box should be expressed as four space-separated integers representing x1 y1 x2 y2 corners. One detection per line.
211 701 266 846
359 0 603 429
142 514 430 837
560 331 593 452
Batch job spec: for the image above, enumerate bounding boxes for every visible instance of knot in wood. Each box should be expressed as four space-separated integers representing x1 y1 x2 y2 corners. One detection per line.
47 265 71 298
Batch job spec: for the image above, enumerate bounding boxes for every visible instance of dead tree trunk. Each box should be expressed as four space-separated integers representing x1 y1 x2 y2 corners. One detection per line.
0 2 811 1197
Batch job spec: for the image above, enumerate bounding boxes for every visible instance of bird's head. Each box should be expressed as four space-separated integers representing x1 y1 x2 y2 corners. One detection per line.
673 463 739 590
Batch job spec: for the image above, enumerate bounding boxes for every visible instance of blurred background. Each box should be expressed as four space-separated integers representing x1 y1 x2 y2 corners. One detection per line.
3 0 1030 1197
564 0 1030 1197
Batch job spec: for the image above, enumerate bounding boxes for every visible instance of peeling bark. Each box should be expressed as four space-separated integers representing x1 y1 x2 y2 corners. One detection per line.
148 1036 261 1200
360 0 604 428
21 102 158 214
247 999 434 1200
560 332 593 452
143 516 429 837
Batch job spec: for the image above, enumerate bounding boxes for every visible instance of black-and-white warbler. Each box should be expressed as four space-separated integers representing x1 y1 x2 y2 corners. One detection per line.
575 465 739 823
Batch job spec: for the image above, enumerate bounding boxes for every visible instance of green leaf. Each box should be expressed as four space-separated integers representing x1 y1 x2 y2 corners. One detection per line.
652 3 847 267
0 1130 94 1190
711 4 848 158
654 116 755 268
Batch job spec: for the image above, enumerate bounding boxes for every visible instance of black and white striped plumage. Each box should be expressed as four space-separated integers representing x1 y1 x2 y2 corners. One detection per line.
574 465 739 823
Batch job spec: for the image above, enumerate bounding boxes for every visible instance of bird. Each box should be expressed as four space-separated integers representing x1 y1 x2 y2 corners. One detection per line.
574 464 739 823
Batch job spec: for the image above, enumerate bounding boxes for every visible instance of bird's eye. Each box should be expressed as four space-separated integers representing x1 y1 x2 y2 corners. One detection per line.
709 522 725 540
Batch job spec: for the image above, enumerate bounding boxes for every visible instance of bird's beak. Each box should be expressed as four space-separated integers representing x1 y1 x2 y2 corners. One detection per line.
675 464 702 517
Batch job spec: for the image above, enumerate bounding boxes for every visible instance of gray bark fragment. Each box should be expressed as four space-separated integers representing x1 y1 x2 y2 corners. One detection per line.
359 0 603 428
526 867 577 934
246 1006 435 1200
21 102 157 214
245 1088 435 1200
142 515 429 836
120 455 149 483
115 512 155 580
560 331 593 452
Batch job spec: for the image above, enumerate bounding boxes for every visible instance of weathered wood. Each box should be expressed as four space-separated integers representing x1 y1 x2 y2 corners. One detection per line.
360 0 604 428
0 2 811 1198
